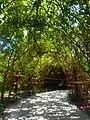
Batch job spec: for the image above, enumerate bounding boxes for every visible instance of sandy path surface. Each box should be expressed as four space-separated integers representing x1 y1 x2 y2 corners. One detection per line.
0 90 90 120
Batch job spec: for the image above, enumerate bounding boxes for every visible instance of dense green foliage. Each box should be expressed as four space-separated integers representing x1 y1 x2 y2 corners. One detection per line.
0 0 90 81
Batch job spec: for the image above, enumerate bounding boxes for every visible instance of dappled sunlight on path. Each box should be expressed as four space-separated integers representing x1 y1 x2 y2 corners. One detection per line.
0 90 90 120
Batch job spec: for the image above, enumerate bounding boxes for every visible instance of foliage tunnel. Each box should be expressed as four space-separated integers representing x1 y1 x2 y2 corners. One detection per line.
0 0 90 91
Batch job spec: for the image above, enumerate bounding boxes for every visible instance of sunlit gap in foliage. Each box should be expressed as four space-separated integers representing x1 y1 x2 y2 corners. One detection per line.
0 14 4 24
0 37 12 51
22 0 28 6
71 4 80 27
71 4 80 12
24 30 28 37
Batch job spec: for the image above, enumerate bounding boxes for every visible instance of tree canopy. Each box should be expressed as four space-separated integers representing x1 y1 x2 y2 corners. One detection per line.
0 0 90 79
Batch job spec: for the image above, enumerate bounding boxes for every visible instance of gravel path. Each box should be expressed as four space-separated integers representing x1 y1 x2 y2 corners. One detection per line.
0 90 90 120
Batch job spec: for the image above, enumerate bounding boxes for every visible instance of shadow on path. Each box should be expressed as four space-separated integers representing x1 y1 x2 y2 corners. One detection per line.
68 90 90 117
